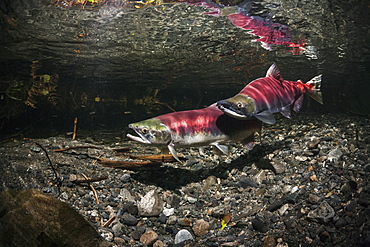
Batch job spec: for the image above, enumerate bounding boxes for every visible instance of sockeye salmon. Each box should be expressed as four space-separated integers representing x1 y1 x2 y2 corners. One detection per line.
127 104 262 162
216 64 322 124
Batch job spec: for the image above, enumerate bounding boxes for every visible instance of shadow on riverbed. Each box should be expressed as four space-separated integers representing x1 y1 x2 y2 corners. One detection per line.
130 143 277 191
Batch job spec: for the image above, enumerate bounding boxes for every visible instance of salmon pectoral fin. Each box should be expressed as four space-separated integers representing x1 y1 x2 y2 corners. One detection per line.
167 144 182 163
254 111 276 124
242 135 255 150
212 143 229 155
280 106 292 118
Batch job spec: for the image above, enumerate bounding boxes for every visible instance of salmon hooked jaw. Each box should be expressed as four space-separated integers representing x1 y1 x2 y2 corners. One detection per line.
126 120 172 146
216 94 256 120
217 102 248 119
127 124 153 144
126 132 151 144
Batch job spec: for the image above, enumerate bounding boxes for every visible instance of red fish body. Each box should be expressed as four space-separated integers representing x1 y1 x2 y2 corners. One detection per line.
185 0 306 52
127 104 262 162
217 64 322 124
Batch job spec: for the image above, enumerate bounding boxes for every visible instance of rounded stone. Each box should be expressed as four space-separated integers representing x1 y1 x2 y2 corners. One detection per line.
140 230 158 246
192 219 209 237
138 190 164 217
174 229 194 244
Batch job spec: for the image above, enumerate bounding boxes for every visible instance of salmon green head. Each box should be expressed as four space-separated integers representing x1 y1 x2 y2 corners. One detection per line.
216 94 256 119
127 118 172 145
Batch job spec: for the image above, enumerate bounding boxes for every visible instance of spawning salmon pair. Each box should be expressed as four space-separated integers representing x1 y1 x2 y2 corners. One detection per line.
127 64 322 162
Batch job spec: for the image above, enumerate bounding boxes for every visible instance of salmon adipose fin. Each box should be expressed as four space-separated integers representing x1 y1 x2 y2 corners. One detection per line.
306 74 323 104
255 110 276 124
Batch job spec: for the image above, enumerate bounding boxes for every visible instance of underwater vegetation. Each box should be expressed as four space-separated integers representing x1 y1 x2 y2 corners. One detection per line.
0 61 58 120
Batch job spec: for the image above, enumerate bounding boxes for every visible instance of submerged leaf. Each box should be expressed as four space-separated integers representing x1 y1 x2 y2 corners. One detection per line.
220 213 231 230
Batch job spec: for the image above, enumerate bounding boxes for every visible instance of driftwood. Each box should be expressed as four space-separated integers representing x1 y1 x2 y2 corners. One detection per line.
72 117 78 140
98 158 158 169
74 176 108 184
81 173 100 204
53 145 101 152
35 142 61 189
102 215 117 228
112 147 131 153
129 154 178 163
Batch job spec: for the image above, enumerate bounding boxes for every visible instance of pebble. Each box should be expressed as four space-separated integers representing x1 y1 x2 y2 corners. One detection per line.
131 227 145 240
192 219 209 237
308 194 321 204
281 185 292 194
270 160 287 174
153 240 165 247
254 170 267 185
202 176 217 192
140 230 158 246
69 174 77 182
162 207 174 216
157 213 167 224
327 149 343 163
125 201 139 215
120 173 131 182
174 229 194 244
121 213 138 226
177 218 192 226
167 215 177 225
186 195 198 203
99 228 114 242
113 237 126 246
138 190 164 217
119 188 135 202
252 214 270 233
335 217 347 228
30 145 41 153
295 156 308 161
308 139 320 149
262 235 276 247
307 201 335 223
238 175 259 188
112 222 123 236
278 204 290 216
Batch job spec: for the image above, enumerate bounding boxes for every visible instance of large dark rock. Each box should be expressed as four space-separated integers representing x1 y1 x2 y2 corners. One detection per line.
0 189 110 247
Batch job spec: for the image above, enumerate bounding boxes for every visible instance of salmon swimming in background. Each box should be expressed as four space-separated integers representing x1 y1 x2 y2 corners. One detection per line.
127 104 262 162
216 64 323 124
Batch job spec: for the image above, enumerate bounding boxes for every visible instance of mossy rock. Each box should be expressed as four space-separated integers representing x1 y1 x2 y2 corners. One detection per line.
0 189 110 247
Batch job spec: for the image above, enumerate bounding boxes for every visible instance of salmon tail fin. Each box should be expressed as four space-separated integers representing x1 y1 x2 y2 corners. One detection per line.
306 74 323 104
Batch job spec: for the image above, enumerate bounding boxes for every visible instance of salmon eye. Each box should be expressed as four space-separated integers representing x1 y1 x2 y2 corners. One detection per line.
141 128 149 134
236 102 243 109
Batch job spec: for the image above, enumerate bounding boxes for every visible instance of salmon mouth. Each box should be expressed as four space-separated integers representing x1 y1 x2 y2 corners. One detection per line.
217 101 248 119
126 127 151 144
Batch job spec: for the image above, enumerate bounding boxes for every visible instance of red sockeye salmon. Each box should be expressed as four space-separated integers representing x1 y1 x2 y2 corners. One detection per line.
127 104 262 162
216 64 322 124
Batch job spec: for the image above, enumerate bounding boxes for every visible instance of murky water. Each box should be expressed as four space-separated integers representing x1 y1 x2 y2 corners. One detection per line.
0 0 369 137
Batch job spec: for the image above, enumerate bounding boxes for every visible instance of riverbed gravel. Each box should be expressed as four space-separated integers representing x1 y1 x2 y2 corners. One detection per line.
1 113 369 246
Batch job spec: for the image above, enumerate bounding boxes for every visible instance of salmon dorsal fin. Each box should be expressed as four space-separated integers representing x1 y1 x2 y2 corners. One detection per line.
266 64 283 81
